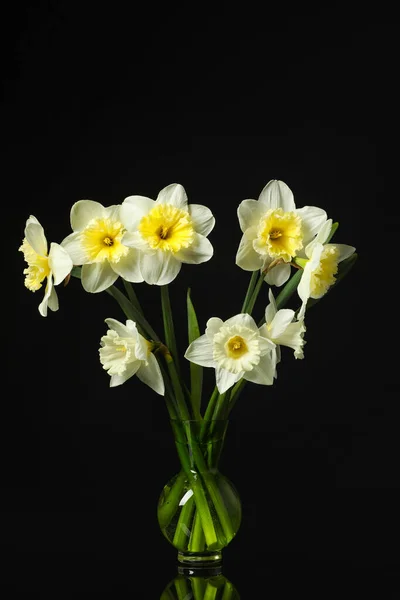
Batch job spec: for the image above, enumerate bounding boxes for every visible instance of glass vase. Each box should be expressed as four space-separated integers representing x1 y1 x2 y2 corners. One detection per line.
157 419 242 565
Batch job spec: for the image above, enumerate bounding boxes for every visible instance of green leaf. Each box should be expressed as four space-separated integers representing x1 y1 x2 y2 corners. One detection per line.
106 285 160 341
187 288 203 420
275 268 303 310
160 285 180 369
327 221 339 243
71 266 82 279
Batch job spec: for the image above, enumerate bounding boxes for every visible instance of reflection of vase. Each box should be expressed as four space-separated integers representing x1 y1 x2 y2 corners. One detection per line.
157 419 242 565
161 565 240 599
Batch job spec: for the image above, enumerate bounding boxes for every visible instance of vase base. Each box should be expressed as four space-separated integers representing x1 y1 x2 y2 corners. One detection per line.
177 551 222 565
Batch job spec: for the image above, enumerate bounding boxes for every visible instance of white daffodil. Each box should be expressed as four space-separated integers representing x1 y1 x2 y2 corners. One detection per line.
296 219 356 320
61 201 143 293
236 179 328 287
184 313 276 394
19 215 73 317
119 183 215 285
259 290 306 378
99 318 164 393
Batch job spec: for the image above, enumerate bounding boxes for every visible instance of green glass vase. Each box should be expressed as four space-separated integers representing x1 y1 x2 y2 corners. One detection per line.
157 419 242 565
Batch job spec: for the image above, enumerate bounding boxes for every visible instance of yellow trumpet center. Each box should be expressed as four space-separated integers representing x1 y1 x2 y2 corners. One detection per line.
19 239 50 291
257 208 303 262
310 246 340 298
226 335 248 359
138 204 194 252
81 218 129 263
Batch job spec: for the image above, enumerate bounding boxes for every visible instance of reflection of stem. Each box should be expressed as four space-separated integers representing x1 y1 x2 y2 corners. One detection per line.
191 575 206 599
174 576 190 600
204 582 218 600
221 580 235 600
160 587 175 600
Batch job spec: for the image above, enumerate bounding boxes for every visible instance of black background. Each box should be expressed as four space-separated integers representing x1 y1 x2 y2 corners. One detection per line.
3 1 399 594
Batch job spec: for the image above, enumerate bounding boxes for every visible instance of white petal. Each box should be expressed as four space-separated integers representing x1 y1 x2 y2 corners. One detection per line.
205 317 224 340
264 262 291 287
81 262 119 293
216 367 242 394
140 251 182 285
48 243 73 285
237 199 266 233
265 288 277 325
270 309 296 339
109 361 141 387
122 231 155 253
46 281 59 313
25 217 48 256
297 245 323 320
189 204 215 237
184 334 215 367
296 206 328 245
329 244 356 262
277 321 306 359
135 332 150 362
235 228 264 271
61 232 89 265
70 200 104 232
104 318 134 339
110 248 144 283
258 180 295 212
120 196 155 230
103 205 121 221
243 352 275 385
137 353 165 395
156 183 188 209
223 313 259 333
39 276 57 317
258 336 276 353
174 233 213 264
304 219 333 257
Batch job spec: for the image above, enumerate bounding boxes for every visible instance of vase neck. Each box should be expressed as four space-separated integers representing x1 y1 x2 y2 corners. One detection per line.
170 419 229 470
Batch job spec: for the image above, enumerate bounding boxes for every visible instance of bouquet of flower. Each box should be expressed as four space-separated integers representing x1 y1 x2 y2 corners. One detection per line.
19 179 357 564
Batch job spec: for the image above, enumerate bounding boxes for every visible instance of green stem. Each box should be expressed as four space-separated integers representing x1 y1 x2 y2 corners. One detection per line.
244 270 265 315
241 270 259 313
173 440 219 549
188 508 206 552
172 494 195 550
158 470 187 530
190 442 234 544
161 285 180 371
226 379 247 417
122 279 143 315
165 356 191 421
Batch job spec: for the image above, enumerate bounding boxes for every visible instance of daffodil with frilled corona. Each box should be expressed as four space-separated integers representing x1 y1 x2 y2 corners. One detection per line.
259 289 306 378
185 313 276 394
295 219 356 319
19 215 73 316
61 201 144 293
236 179 328 286
99 318 164 393
120 183 215 285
